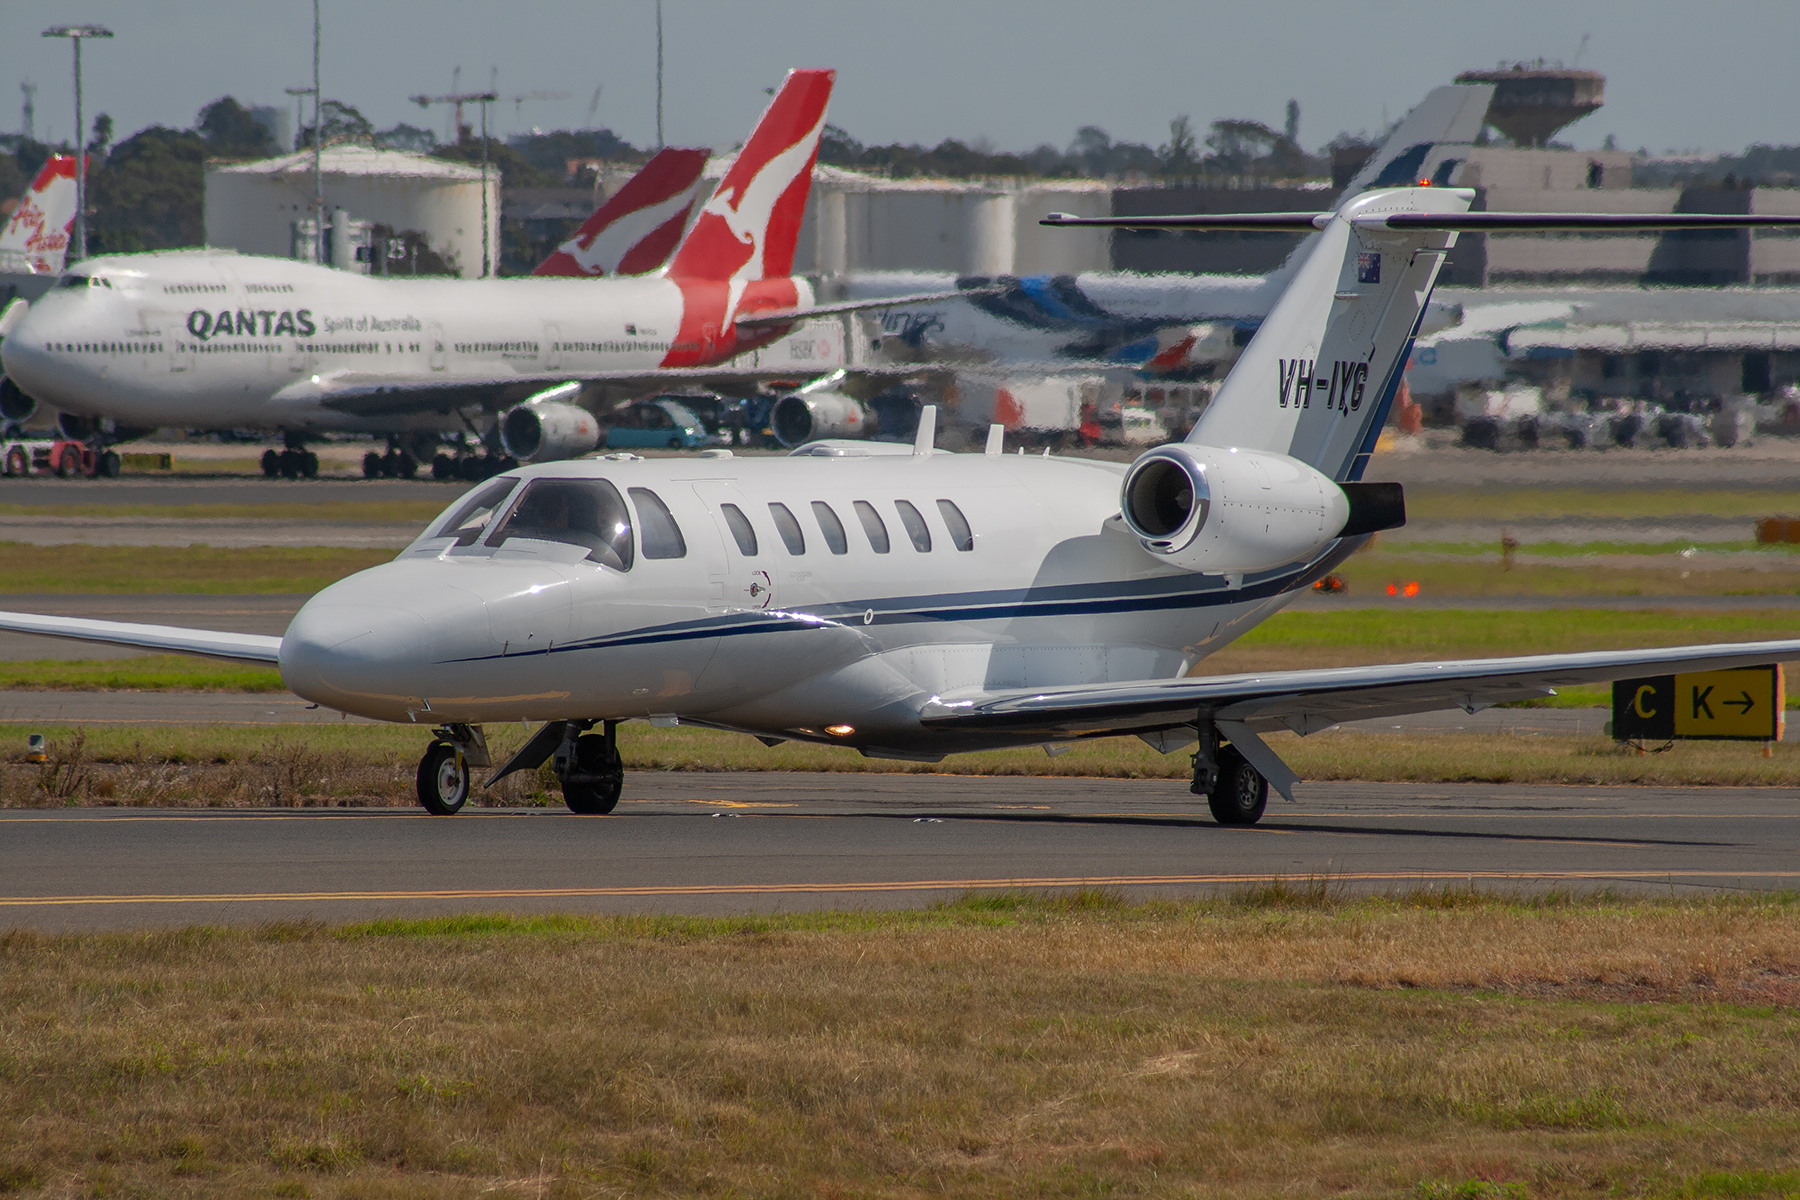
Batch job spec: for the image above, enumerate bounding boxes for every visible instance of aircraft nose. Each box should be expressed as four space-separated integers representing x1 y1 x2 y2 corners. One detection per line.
279 599 435 719
0 312 55 392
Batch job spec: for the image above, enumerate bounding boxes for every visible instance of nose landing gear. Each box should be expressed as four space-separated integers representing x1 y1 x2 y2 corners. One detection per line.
416 724 492 815
416 719 624 815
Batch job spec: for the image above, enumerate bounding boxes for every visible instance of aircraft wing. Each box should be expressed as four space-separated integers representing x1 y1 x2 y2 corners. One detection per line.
920 639 1800 797
0 611 282 664
272 365 852 418
733 287 1005 330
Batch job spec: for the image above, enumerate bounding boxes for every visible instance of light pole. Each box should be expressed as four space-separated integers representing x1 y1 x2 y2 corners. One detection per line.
41 23 112 263
311 0 323 266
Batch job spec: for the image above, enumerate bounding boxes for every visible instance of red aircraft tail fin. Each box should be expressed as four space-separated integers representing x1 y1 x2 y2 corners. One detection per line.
664 68 833 283
532 146 710 277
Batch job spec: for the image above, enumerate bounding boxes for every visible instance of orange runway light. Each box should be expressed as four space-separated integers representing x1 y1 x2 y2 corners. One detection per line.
1386 584 1398 596
1403 581 1420 597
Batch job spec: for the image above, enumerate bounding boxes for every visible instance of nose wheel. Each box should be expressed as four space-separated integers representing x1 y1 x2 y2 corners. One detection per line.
417 741 471 815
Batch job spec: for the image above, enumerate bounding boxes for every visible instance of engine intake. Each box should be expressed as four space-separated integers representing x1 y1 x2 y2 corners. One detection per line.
1119 444 1352 575
772 391 870 447
0 377 36 423
499 391 601 464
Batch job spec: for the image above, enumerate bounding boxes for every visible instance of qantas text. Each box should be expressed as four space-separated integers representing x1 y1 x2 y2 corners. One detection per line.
186 309 316 341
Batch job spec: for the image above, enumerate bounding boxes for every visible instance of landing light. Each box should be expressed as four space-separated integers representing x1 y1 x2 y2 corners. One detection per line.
824 724 855 737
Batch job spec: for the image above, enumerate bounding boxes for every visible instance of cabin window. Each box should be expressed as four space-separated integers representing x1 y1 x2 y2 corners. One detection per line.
811 501 849 555
484 477 634 570
894 500 932 552
435 477 519 546
628 487 687 559
853 501 890 554
719 503 758 556
768 502 806 554
936 499 974 551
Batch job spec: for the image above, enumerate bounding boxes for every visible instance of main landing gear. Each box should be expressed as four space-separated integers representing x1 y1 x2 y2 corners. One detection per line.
1189 716 1268 826
414 720 623 815
261 433 318 480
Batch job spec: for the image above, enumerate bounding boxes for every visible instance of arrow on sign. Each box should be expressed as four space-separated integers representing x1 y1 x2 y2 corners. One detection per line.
1725 691 1756 714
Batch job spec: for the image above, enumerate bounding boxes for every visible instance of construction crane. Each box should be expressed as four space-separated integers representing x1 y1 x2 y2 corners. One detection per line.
407 89 499 277
509 90 570 132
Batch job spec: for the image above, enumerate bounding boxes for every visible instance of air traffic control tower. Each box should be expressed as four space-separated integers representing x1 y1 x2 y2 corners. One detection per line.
1453 64 1605 147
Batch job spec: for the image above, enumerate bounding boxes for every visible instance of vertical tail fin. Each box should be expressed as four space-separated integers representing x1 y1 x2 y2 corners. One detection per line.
0 156 79 275
532 147 710 277
664 68 834 283
1190 187 1471 481
1333 85 1493 202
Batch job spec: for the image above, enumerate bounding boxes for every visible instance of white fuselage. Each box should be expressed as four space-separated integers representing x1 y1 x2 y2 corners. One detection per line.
277 449 1330 758
0 250 774 433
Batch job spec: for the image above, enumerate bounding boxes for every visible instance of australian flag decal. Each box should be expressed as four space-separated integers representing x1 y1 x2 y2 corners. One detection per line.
1356 252 1381 284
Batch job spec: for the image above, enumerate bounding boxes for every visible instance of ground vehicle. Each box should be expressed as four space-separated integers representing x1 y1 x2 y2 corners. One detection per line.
600 399 716 450
0 436 116 477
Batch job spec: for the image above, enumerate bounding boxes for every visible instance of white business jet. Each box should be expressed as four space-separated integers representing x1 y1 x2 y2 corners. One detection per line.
3 186 1798 822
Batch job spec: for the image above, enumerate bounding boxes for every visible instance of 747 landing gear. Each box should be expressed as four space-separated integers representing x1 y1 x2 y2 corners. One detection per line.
1189 717 1268 826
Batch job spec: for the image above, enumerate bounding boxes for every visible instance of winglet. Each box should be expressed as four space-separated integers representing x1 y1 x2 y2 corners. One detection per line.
913 405 937 455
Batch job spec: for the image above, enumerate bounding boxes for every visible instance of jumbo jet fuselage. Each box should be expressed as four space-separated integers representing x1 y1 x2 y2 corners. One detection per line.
0 251 809 433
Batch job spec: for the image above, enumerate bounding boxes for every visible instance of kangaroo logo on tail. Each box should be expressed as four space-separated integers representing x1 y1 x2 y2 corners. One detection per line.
532 147 710 278
0 156 79 276
665 68 834 284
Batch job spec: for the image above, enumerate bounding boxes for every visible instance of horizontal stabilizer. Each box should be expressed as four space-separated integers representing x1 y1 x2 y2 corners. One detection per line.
0 611 282 664
1043 210 1800 233
1042 212 1327 232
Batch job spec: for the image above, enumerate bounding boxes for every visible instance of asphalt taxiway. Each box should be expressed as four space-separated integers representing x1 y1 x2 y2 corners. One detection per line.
4 775 1796 931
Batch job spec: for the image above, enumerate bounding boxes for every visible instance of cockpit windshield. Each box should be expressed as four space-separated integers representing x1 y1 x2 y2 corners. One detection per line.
429 477 519 546
484 477 635 571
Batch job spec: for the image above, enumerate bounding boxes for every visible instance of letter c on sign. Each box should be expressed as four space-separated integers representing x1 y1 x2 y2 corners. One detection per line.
1633 685 1658 719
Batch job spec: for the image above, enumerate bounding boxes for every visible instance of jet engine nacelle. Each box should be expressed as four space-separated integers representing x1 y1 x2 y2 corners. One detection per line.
772 391 870 447
0 376 36 423
1119 443 1353 575
499 398 601 464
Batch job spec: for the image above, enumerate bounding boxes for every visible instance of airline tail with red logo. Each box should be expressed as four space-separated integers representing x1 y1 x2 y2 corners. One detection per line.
0 156 79 276
532 147 710 278
665 68 833 284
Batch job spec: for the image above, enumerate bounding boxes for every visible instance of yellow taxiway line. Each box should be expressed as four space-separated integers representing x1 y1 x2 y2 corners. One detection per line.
3 870 1797 907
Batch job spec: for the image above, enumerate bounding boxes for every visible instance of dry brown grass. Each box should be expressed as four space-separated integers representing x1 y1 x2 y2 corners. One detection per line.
3 721 1800 807
3 896 1800 1198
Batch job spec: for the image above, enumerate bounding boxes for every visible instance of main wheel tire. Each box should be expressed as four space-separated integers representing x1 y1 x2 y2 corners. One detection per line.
99 450 120 478
300 450 319 478
668 437 682 449
5 447 26 477
1207 746 1268 826
562 733 622 814
416 741 471 815
431 453 453 481
397 451 418 479
261 449 281 477
55 447 78 477
362 451 383 479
